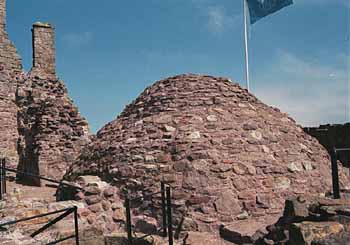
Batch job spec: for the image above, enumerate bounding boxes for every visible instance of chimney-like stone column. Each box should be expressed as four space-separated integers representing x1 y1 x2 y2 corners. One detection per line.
32 22 56 76
0 0 5 32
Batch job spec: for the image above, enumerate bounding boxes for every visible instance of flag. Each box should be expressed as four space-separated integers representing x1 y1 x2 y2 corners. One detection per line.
247 0 293 24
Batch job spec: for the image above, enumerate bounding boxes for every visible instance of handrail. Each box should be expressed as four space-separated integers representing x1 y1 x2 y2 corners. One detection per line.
4 166 83 190
0 207 73 227
0 206 79 245
0 158 82 200
334 148 350 152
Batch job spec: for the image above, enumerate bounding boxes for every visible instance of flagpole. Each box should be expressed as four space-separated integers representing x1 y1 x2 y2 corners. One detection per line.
243 0 250 92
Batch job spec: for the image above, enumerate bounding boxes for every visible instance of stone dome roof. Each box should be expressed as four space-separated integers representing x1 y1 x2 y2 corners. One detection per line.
64 74 336 231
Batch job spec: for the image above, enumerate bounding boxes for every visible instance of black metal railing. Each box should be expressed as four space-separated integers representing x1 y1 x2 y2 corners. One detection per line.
0 158 82 200
0 158 6 200
124 182 174 245
0 206 79 245
331 147 350 199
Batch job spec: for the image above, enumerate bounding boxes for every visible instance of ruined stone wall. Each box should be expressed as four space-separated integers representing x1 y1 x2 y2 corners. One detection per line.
31 23 55 77
0 0 91 181
16 23 90 185
0 0 22 166
304 123 350 166
0 70 20 167
0 0 22 72
16 75 90 185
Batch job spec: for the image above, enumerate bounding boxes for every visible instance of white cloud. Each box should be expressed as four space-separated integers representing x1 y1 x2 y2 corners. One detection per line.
207 6 225 32
62 32 93 46
206 6 241 34
190 0 241 34
254 50 350 126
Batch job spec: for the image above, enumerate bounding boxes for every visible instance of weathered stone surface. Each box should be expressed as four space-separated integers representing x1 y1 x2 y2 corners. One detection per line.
31 23 56 77
284 197 309 219
104 232 157 245
289 221 344 245
184 232 231 245
133 215 158 234
63 74 345 232
0 0 23 166
0 0 22 73
219 218 276 244
16 72 90 184
259 195 350 244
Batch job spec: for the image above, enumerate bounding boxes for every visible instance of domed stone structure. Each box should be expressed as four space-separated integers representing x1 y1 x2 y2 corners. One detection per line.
63 74 343 232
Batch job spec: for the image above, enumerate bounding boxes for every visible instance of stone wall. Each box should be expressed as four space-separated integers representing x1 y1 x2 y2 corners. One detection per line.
0 0 22 166
16 74 90 185
15 23 91 185
31 22 56 77
0 70 20 167
0 0 22 73
0 0 91 182
0 0 5 30
304 123 350 166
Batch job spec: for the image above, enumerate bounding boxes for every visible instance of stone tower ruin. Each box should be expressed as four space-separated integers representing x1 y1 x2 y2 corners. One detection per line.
0 0 90 185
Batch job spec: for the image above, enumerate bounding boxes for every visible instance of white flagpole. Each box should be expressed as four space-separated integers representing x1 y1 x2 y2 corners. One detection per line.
243 0 250 92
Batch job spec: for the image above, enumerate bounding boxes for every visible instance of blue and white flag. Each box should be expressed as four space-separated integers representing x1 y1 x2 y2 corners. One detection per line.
247 0 293 24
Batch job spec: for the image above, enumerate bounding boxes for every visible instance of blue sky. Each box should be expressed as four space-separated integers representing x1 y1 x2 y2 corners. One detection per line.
7 0 349 132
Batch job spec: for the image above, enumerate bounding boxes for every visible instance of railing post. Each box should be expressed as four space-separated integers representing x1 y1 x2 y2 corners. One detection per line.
125 197 133 245
166 187 173 245
74 206 80 245
161 182 167 237
3 159 6 195
0 158 3 200
331 148 340 199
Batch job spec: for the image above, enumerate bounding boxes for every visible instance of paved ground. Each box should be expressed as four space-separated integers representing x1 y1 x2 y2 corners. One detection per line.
5 173 57 203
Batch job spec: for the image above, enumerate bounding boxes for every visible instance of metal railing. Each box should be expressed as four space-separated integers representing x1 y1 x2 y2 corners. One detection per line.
0 157 177 244
0 158 82 200
331 147 350 199
0 206 79 245
124 182 174 245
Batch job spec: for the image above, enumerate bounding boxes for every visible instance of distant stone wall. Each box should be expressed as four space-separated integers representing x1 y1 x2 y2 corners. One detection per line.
304 123 350 166
31 22 56 77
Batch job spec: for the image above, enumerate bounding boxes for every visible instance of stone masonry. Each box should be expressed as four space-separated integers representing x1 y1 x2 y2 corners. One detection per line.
0 0 90 183
15 23 90 185
0 0 22 73
31 22 56 78
0 0 23 166
16 74 90 185
63 74 349 235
